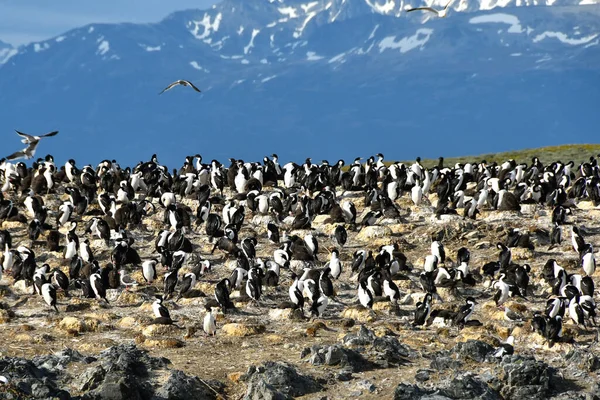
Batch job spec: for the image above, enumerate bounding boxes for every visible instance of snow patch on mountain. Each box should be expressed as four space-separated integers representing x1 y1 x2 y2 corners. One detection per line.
469 13 524 33
261 75 277 83
533 31 599 45
189 61 207 71
34 42 50 52
379 29 434 53
0 47 17 64
279 6 299 18
244 29 261 54
189 13 223 40
365 0 397 13
97 40 110 56
307 51 324 60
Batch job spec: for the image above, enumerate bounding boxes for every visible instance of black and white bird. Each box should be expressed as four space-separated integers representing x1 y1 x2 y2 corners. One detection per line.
176 272 197 301
215 278 233 312
246 267 262 305
267 222 280 244
203 306 216 336
163 269 179 300
51 269 69 296
453 297 477 327
152 295 171 319
6 130 59 161
358 279 374 309
159 80 201 94
492 336 515 358
289 273 305 310
413 293 433 326
41 283 58 312
142 259 159 283
404 0 454 17
90 272 109 303
309 294 328 318
326 248 342 279
333 225 347 248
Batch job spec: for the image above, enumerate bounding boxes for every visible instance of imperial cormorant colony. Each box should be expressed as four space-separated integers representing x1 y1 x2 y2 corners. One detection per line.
0 135 599 352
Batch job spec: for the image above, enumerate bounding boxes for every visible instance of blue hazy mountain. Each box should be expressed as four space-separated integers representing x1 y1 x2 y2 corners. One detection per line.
0 0 599 168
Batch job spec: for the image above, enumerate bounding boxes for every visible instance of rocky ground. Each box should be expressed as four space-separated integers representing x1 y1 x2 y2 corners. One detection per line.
1 179 600 399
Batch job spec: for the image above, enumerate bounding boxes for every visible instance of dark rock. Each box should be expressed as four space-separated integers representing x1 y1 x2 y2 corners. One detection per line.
371 336 412 367
500 356 552 400
415 369 431 382
244 361 322 399
394 383 431 400
565 349 600 373
552 393 587 400
430 354 463 371
83 375 144 400
34 348 94 372
303 345 370 372
73 365 106 392
0 357 46 381
342 325 375 347
439 373 500 400
342 326 413 368
453 340 494 363
244 379 291 400
99 344 169 376
336 369 352 382
155 370 223 400
31 381 52 398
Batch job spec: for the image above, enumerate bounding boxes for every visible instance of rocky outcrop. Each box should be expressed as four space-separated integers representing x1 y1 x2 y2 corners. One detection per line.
0 344 224 399
242 361 322 400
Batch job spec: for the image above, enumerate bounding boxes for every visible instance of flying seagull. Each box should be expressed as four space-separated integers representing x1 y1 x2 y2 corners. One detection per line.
159 80 202 95
404 0 454 17
6 130 59 161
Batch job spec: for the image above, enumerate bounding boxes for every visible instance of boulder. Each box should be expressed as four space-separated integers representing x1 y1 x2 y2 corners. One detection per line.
340 306 376 323
141 324 181 337
59 317 100 335
356 225 392 240
221 323 266 337
243 361 322 399
155 370 224 400
499 356 552 400
302 344 370 372
453 340 495 363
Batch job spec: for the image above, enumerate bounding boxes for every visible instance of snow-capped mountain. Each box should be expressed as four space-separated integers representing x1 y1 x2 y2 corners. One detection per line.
0 40 16 64
0 0 598 167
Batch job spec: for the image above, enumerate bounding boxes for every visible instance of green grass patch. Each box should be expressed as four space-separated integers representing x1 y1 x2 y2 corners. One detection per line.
395 144 600 169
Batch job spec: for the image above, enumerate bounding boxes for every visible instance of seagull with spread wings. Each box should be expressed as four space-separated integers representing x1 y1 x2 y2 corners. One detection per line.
6 130 58 161
159 80 202 95
404 0 454 17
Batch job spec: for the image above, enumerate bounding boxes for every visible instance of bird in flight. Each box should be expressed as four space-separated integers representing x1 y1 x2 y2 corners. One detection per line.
159 80 202 95
6 130 58 161
404 0 454 17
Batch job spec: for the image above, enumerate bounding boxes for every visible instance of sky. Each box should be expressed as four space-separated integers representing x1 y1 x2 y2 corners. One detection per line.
0 0 219 46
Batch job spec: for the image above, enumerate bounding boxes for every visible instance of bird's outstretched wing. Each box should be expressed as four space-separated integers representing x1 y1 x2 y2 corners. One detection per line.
6 141 38 161
184 80 202 92
444 0 456 10
6 149 27 161
39 131 59 138
405 6 439 14
15 130 35 144
159 81 180 95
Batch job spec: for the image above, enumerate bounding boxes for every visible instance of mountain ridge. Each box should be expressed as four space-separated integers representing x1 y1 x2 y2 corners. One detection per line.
0 0 598 167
